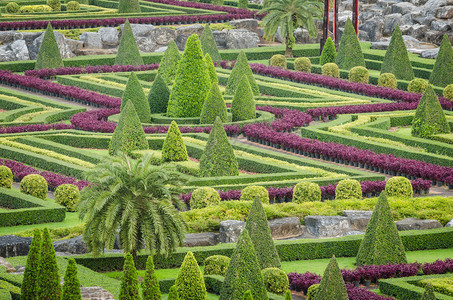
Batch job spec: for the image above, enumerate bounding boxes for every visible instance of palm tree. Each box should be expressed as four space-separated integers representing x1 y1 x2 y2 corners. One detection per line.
260 0 323 57
78 152 186 265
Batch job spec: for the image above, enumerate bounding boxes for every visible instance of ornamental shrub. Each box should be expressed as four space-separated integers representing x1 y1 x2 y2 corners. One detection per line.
20 174 48 200
66 1 80 10
270 54 287 69
320 37 336 66
116 20 143 66
199 117 239 177
157 40 181 85
314 256 348 300
37 228 61 300
220 229 268 300
167 286 179 300
119 253 141 300
421 284 436 300
240 186 269 204
429 34 453 88
335 179 361 200
261 268 288 296
142 255 161 300
20 5 52 12
321 63 340 78
225 51 260 96
21 229 42 300
35 23 64 70
190 187 221 209
0 290 11 300
62 258 82 300
204 255 230 276
294 57 311 72
335 18 366 70
166 34 211 118
5 2 19 13
55 184 80 211
408 78 428 94
118 0 141 13
285 290 292 300
238 0 248 9
200 83 228 124
205 53 219 85
356 191 407 266
243 290 253 300
443 84 453 100
378 73 397 89
200 25 221 65
385 176 413 198
161 121 188 162
348 66 369 84
175 251 207 300
292 181 321 203
46 0 60 11
148 73 170 114
0 166 13 189
121 72 151 123
231 75 256 122
380 25 414 80
306 284 320 300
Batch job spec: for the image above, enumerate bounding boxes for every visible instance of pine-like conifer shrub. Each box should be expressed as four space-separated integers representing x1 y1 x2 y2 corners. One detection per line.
142 255 161 300
120 253 141 300
200 83 228 124
380 25 414 80
175 251 207 300
231 75 256 122
238 0 248 9
205 53 219 85
148 73 170 114
270 54 287 69
261 268 289 296
292 181 321 203
348 66 369 84
157 40 181 85
421 283 436 300
314 256 348 300
20 174 48 200
385 176 413 198
378 73 397 89
225 51 260 96
37 228 61 300
320 37 336 66
200 25 221 65
21 229 42 300
335 18 366 70
321 63 340 78
429 34 453 88
62 258 82 300
0 166 13 189
240 186 269 204
204 255 230 276
408 78 428 94
306 284 320 300
116 19 144 66
294 57 312 72
121 72 151 123
443 84 453 100
35 23 64 70
168 286 179 300
335 179 362 200
243 290 253 300
190 187 221 209
55 184 80 211
118 0 141 14
161 121 188 162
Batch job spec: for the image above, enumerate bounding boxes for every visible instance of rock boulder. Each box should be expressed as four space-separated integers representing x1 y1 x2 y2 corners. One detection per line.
395 218 443 231
0 235 32 258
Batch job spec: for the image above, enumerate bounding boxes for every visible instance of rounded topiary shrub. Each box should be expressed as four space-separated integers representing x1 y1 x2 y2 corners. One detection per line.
0 166 13 189
20 174 48 200
335 179 362 200
321 63 340 78
240 185 269 204
46 0 60 10
292 181 321 203
407 78 428 94
5 2 20 13
204 255 230 276
348 66 369 83
294 57 311 73
66 1 80 10
54 184 80 211
385 176 413 198
261 268 289 296
269 54 287 69
378 73 397 89
306 283 320 300
443 84 453 101
190 187 221 209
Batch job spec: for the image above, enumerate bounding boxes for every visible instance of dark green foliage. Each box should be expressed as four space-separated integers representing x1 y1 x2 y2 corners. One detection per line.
285 290 292 300
220 229 268 300
421 284 435 300
161 121 188 162
62 258 82 300
21 229 42 300
245 196 281 269
20 174 48 200
411 85 450 138
429 34 453 88
380 25 414 80
200 83 228 124
142 256 161 300
157 40 181 85
243 290 253 300
35 23 63 70
121 72 151 123
199 117 239 177
204 255 230 276
175 251 206 300
335 18 365 70
314 256 348 300
118 0 141 13
168 286 179 300
200 25 221 65
37 228 61 300
225 51 260 96
356 192 407 266
238 0 248 8
115 20 144 66
231 76 256 122
0 166 13 189
148 74 170 114
119 253 141 300
166 34 211 118
205 53 219 85
320 37 336 66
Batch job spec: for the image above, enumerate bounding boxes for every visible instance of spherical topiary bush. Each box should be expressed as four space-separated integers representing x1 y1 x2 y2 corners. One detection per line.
385 176 413 198
55 184 80 211
407 78 428 94
269 54 287 69
321 63 340 78
46 0 61 10
261 268 289 296
190 187 221 209
306 283 320 300
443 84 453 101
335 179 362 200
348 66 369 83
66 1 80 10
240 185 269 204
5 2 20 13
378 73 397 89
204 255 230 276
20 174 48 200
292 181 321 203
0 166 13 189
294 57 312 73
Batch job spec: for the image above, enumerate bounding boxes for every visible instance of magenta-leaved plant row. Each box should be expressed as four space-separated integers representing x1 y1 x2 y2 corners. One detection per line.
24 64 159 78
0 123 74 134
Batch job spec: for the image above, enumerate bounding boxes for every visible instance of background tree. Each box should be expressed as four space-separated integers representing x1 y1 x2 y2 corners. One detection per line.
37 228 61 300
142 255 161 300
21 229 42 300
61 258 82 300
119 253 141 300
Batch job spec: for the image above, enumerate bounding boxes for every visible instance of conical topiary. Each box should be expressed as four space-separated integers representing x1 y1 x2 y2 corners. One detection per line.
320 37 336 66
62 258 82 300
118 0 141 13
429 34 453 88
21 229 42 299
200 24 221 65
142 256 161 300
199 117 239 177
220 229 268 300
116 19 144 66
168 286 179 300
166 34 211 118
37 228 61 300
205 53 219 85
231 75 256 122
148 73 170 114
356 191 407 266
35 23 63 70
161 121 188 162
200 83 228 124
335 18 366 70
225 51 260 96
157 40 181 85
243 290 253 300
314 256 348 300
380 25 414 80
421 283 436 300
119 253 141 300
175 251 207 300
121 72 151 123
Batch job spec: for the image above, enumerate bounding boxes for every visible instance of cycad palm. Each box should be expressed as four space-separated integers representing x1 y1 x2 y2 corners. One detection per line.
260 0 323 57
78 152 186 264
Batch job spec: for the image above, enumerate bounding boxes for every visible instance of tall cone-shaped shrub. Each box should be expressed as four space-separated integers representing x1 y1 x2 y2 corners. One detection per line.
148 73 170 114
21 229 42 300
168 286 179 300
161 121 188 162
200 83 228 124
225 51 259 96
205 53 219 85
116 20 144 66
380 25 414 80
200 24 221 65
231 75 256 122
429 34 453 87
166 34 211 118
356 191 407 266
245 195 281 269
199 117 239 177
220 229 268 300
142 256 161 300
37 228 61 300
119 253 141 300
121 72 151 123
320 37 336 66
157 40 181 85
421 284 436 300
335 18 365 70
62 258 82 300
314 256 348 300
175 251 206 300
35 23 63 70
118 0 141 13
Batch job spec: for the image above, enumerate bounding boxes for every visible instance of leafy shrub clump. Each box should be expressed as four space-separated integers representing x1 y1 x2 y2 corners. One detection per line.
444 84 453 100
46 0 60 11
314 256 348 300
240 186 269 204
0 166 13 189
190 187 221 209
335 18 366 70
5 2 19 13
20 174 48 200
175 251 207 300
429 34 453 88
35 23 64 70
306 283 320 300
321 63 339 78
320 37 336 66
231 75 256 122
261 268 289 296
385 177 413 198
66 1 80 10
161 121 188 162
270 54 287 69
378 73 397 89
118 0 141 13
380 25 414 80
408 78 428 94
200 25 221 65
115 19 143 66
348 66 369 84
157 40 181 85
225 51 259 96
148 73 170 114
55 184 80 211
294 57 311 72
200 83 228 124
335 179 361 200
292 182 321 203
204 255 230 276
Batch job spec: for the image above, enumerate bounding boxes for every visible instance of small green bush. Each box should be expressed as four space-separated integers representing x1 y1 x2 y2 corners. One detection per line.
148 73 170 114
314 256 348 300
190 187 221 209
240 186 269 204
54 184 80 211
115 20 143 66
225 51 259 96
285 290 291 300
269 54 287 69
321 63 340 78
175 251 206 300
243 290 253 300
0 166 13 189
292 182 321 203
335 179 361 200
20 174 48 200
294 57 311 73
306 284 320 300
62 258 82 300
238 0 248 9
142 255 161 300
204 255 230 276
19 4 52 12
231 75 256 122
335 18 366 70
168 286 179 300
35 23 64 70
121 72 151 123
421 283 436 300
320 37 336 66
261 268 288 296
385 177 413 198
0 290 11 300
443 84 453 100
119 253 141 299
200 83 228 124
5 2 19 13
429 34 453 88
161 121 188 162
66 1 80 10
378 73 397 89
348 66 369 83
408 78 428 94
46 0 61 11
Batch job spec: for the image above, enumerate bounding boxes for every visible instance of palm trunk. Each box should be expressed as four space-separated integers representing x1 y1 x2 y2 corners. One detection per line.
132 248 138 268
285 44 293 58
